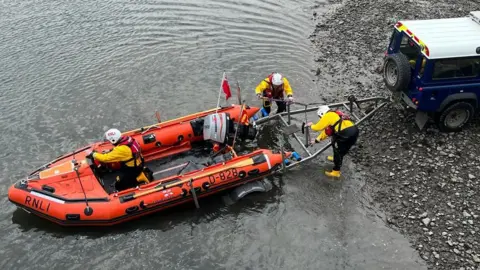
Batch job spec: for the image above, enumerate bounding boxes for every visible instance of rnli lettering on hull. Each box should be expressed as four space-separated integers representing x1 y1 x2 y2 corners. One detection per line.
24 196 51 212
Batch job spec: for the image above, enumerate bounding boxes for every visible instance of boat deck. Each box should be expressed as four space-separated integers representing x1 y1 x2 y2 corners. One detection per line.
98 144 244 194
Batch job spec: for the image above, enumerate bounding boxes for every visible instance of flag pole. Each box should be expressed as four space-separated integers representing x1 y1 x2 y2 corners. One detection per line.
215 71 225 114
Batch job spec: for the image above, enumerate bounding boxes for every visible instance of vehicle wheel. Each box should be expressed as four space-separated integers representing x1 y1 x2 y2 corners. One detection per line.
435 101 475 132
383 53 411 92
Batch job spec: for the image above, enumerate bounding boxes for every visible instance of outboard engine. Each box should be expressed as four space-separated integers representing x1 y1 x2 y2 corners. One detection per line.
229 116 257 141
203 112 257 149
203 112 231 144
237 122 257 141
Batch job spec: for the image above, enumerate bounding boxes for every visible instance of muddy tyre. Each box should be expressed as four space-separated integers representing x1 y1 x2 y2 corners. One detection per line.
383 53 411 92
435 101 475 132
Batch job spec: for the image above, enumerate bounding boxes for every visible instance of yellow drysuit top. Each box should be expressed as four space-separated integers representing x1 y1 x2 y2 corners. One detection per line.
93 145 141 168
255 76 293 97
310 111 355 141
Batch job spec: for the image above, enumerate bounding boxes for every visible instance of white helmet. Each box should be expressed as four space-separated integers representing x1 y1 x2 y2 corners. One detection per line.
317 105 330 118
105 128 122 144
271 73 283 86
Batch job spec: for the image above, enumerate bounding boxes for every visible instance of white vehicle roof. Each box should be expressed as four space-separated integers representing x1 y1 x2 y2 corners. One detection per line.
396 11 480 59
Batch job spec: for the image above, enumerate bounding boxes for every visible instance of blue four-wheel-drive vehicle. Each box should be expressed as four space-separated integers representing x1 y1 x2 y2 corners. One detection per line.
383 11 480 132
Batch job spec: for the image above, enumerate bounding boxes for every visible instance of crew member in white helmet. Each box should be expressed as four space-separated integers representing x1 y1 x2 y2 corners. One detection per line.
306 106 359 178
254 72 294 116
88 128 150 191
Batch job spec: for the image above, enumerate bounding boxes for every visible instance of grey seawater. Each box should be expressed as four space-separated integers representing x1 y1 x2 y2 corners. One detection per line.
0 0 425 269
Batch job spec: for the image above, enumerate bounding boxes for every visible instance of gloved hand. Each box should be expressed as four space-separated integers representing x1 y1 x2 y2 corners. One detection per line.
310 138 317 146
287 95 294 102
305 121 313 127
85 149 96 159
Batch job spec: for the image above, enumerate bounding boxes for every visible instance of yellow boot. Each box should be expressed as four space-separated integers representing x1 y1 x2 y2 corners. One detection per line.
136 171 150 185
325 170 341 178
326 156 334 162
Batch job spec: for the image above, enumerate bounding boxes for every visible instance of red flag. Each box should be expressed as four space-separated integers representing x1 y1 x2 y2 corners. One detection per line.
222 73 232 100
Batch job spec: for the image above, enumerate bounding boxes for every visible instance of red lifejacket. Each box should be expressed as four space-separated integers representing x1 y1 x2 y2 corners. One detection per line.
117 136 143 168
263 73 284 98
324 110 351 136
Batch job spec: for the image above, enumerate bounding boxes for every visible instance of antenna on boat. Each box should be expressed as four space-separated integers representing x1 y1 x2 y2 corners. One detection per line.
229 81 245 150
155 111 161 123
230 98 246 151
236 80 242 105
72 159 93 216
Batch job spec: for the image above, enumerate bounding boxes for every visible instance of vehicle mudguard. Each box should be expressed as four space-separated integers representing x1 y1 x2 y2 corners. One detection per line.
437 93 478 112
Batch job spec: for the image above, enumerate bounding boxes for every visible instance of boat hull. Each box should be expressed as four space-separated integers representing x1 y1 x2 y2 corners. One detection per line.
9 149 287 226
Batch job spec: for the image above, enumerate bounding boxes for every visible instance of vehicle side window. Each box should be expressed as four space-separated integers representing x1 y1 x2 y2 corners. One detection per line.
471 58 480 75
400 35 409 46
432 57 480 80
399 34 420 67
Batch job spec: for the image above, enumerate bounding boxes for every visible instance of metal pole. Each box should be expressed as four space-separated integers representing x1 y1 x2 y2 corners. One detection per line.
284 100 389 170
305 126 311 147
236 80 242 105
189 179 200 209
278 115 312 155
269 96 390 119
294 133 312 156
303 103 310 148
342 103 361 121
287 103 291 125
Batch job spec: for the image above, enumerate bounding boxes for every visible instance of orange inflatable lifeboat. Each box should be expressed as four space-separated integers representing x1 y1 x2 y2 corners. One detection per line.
8 105 292 226
114 104 259 161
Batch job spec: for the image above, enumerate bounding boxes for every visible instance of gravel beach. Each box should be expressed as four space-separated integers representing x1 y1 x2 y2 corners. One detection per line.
311 1 480 269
